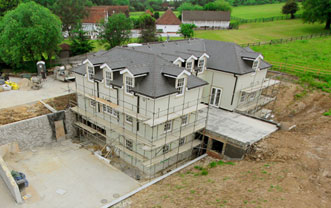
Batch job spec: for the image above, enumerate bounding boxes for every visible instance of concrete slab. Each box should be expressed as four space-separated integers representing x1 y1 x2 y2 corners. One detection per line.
0 77 75 109
1 140 141 208
205 107 278 147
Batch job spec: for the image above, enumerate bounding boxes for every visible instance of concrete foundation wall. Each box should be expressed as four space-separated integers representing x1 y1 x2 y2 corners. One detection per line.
0 110 75 150
0 143 22 204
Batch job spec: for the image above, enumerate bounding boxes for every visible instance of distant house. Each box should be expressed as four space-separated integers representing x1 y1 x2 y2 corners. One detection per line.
82 6 129 39
181 10 231 29
145 9 153 16
156 9 181 33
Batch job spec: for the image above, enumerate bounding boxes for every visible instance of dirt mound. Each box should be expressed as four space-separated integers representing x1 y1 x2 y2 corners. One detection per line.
18 78 33 91
44 93 76 111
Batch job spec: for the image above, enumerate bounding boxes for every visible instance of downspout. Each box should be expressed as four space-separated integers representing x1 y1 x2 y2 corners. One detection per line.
230 74 238 106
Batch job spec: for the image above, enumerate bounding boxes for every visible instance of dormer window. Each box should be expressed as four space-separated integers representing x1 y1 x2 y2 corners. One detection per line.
252 58 260 71
87 66 94 81
125 76 134 95
104 69 112 87
197 58 205 73
186 61 193 70
176 78 185 95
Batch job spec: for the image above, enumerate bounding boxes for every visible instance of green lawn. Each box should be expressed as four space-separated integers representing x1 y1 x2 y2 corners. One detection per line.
130 3 301 20
231 3 303 19
251 36 331 70
195 19 325 44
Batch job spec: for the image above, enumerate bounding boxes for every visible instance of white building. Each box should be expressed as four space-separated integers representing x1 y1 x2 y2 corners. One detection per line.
156 9 181 33
82 6 129 39
72 39 279 177
182 10 230 29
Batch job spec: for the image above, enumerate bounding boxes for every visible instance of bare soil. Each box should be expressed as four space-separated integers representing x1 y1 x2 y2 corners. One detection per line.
0 103 50 126
0 94 75 125
128 81 331 208
44 93 76 111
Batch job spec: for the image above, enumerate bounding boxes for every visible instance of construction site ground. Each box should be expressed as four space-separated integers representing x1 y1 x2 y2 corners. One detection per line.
124 80 331 208
0 76 75 109
0 140 141 208
0 94 76 126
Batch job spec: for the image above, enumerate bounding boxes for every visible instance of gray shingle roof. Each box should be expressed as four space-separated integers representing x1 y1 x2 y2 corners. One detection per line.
128 39 271 74
182 11 231 22
73 47 208 98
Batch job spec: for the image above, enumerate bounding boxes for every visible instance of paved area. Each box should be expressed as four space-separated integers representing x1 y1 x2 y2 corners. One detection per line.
0 77 75 109
206 107 278 147
0 140 141 208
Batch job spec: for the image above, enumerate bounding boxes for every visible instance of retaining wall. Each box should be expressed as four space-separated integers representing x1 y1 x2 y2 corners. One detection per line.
0 110 75 150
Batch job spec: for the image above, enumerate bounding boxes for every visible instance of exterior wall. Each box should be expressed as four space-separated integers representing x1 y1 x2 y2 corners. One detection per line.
233 69 268 108
182 20 230 28
156 24 180 33
199 68 268 111
199 69 236 110
82 23 101 39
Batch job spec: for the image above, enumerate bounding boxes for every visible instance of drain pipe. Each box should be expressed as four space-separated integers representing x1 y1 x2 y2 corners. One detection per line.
101 154 208 208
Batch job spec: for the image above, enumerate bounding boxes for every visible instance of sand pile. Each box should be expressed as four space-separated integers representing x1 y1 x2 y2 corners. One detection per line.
18 78 33 90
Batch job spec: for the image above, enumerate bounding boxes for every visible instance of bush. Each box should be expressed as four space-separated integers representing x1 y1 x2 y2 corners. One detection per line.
230 20 240 29
201 169 209 176
209 161 217 168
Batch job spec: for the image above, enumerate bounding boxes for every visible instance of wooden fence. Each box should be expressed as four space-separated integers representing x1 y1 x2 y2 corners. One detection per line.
269 61 331 79
231 14 303 24
240 32 331 47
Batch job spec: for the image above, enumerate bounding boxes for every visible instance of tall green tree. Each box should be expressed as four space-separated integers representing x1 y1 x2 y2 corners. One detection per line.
52 0 92 34
203 0 232 12
303 0 331 30
0 0 19 16
138 14 158 43
179 23 196 38
0 1 62 68
177 3 203 13
99 13 132 49
282 0 299 19
70 23 95 56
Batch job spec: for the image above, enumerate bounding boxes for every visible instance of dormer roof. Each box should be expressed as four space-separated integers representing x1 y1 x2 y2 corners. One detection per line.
73 47 207 98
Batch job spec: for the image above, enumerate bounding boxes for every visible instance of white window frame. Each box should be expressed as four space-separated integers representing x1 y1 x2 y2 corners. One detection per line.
164 120 172 133
125 115 133 124
186 61 193 70
181 115 188 126
104 69 112 88
103 103 119 119
252 58 260 71
197 58 205 73
87 66 94 82
163 144 170 154
126 139 133 151
90 99 96 108
125 76 134 95
176 78 185 96
209 87 222 107
179 137 185 146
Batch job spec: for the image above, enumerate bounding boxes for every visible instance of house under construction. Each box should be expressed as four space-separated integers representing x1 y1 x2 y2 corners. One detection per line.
71 39 280 178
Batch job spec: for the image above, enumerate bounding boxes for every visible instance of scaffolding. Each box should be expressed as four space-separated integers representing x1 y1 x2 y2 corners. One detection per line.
70 73 211 181
235 72 281 120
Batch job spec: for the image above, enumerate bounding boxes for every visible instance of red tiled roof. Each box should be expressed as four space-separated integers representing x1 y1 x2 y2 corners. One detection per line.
59 43 70 51
156 9 181 25
83 6 129 24
146 9 153 16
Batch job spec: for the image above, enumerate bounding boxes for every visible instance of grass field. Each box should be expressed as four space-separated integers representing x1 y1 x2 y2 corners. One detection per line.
231 3 303 19
252 36 331 70
130 3 302 20
195 19 325 44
